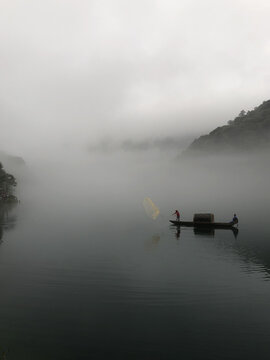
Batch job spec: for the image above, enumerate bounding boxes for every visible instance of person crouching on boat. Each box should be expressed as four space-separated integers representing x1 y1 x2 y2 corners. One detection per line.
232 213 238 225
173 210 180 222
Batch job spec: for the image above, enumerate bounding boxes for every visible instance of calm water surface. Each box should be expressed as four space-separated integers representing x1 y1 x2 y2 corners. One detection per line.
0 153 270 359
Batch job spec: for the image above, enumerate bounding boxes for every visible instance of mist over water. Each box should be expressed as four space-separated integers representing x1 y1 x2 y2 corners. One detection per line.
1 0 270 357
0 149 270 359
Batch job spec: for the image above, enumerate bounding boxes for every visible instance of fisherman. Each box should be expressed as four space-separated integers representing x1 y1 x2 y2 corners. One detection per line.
173 210 180 222
232 213 238 224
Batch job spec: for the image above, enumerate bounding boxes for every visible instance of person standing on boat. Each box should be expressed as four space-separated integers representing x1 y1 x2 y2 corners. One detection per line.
173 210 180 222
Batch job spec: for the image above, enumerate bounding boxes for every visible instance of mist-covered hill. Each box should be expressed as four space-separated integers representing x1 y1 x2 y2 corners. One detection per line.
0 150 25 178
184 100 270 155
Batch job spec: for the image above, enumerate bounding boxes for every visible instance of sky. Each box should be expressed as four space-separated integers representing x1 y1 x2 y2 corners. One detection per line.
0 0 270 158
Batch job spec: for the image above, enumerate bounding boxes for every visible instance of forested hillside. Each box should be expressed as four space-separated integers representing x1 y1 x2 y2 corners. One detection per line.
184 100 270 155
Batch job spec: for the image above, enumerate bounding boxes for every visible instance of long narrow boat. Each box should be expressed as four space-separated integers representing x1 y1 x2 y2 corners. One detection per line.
170 220 236 229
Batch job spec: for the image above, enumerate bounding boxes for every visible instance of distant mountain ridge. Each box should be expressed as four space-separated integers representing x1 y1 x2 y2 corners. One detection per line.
184 100 270 155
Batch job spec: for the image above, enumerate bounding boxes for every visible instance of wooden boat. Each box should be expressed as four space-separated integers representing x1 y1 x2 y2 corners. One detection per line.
170 220 236 229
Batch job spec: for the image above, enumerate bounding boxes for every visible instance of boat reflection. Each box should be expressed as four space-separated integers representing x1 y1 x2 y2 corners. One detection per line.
194 227 215 237
194 226 239 239
170 223 238 240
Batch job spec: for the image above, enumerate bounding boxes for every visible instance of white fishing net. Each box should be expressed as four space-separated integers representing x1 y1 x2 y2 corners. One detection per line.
143 197 160 220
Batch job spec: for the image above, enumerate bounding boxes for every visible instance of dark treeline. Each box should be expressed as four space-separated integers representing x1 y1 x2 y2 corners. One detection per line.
0 162 17 203
184 99 270 155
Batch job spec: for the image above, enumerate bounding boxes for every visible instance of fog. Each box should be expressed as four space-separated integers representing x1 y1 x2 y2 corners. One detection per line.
1 0 270 214
0 0 270 160
14 147 269 233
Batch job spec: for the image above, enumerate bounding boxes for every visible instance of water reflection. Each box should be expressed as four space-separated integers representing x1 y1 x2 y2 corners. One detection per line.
169 225 181 240
145 234 161 250
0 204 17 243
192 225 270 277
194 227 215 237
175 226 181 239
170 222 270 279
170 223 239 240
0 348 8 360
230 234 270 278
194 226 239 239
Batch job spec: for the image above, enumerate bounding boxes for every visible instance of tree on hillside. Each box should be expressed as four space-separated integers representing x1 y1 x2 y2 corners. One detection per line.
0 163 17 200
238 110 246 117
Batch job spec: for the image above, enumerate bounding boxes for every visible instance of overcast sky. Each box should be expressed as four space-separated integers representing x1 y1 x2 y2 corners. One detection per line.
0 0 270 158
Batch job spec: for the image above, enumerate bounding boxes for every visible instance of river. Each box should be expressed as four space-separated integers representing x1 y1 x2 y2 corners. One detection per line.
0 150 270 359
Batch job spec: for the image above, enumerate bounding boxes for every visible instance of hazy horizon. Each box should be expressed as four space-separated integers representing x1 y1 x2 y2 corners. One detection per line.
0 0 270 161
